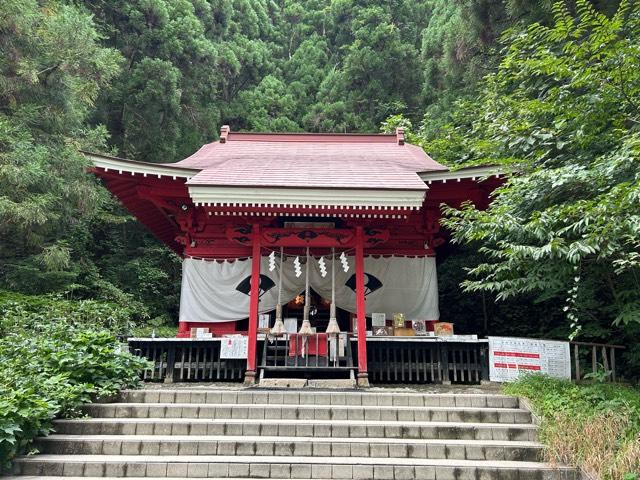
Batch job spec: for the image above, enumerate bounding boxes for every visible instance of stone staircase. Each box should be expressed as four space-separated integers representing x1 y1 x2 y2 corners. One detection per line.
6 388 576 479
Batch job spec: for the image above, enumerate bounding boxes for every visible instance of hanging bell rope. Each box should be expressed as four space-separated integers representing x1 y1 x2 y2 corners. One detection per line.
270 246 286 336
298 247 313 336
326 247 340 335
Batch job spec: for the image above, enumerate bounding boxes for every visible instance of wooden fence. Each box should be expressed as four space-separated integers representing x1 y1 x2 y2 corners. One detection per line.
127 337 624 384
128 337 489 384
128 338 247 383
570 341 625 382
366 339 489 384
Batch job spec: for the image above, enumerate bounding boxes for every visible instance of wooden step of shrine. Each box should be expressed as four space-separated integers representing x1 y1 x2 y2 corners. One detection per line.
6 388 576 479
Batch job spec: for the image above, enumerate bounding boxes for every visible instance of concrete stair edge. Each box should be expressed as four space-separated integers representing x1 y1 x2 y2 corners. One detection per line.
36 434 544 446
11 454 575 469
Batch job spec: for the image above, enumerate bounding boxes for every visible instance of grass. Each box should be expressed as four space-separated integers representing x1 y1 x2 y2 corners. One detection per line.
503 374 640 480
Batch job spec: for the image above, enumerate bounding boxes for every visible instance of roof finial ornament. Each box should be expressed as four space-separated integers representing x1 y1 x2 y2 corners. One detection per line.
220 125 230 143
396 127 405 146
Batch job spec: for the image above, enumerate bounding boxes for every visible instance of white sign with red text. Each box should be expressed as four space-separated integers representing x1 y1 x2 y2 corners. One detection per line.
488 337 571 382
220 335 248 359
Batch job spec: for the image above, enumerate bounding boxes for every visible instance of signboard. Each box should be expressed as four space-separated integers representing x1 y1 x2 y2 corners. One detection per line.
220 336 248 359
258 314 270 330
372 313 386 327
284 318 297 333
488 337 571 382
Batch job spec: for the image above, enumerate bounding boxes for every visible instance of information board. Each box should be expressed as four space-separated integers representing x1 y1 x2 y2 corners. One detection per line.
372 313 386 327
488 336 570 382
284 318 298 333
220 335 248 359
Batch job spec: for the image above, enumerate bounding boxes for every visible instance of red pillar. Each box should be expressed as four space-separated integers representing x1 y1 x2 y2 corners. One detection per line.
355 226 369 386
245 224 261 384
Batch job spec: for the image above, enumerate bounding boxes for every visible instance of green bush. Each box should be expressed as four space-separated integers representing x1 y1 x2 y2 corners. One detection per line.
0 293 149 469
130 313 177 338
504 374 640 479
0 291 145 336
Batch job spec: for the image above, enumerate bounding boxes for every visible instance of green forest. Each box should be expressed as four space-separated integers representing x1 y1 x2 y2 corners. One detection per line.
1 0 640 474
1 0 638 363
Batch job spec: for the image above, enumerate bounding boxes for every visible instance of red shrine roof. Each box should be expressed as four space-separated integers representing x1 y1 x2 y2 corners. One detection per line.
86 128 504 255
176 129 445 191
87 127 452 211
85 129 503 199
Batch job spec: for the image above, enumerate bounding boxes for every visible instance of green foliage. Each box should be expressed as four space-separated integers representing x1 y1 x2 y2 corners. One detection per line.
85 0 231 161
418 0 622 137
85 0 436 141
131 316 178 339
232 75 301 132
416 1 640 362
0 293 148 468
0 291 146 336
504 374 640 478
505 374 640 421
0 0 121 295
436 244 571 338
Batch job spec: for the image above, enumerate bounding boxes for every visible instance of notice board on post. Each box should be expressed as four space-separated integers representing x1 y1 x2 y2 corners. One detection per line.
488 336 571 382
220 335 249 359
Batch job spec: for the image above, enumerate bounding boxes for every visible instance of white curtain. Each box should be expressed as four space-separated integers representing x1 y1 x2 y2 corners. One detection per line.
179 256 439 322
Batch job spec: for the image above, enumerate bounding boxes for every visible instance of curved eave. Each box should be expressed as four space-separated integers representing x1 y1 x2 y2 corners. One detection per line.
84 152 192 255
419 165 504 184
98 175 186 255
82 151 200 179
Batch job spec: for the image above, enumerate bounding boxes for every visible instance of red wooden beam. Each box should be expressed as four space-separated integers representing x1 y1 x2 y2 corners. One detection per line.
225 226 390 249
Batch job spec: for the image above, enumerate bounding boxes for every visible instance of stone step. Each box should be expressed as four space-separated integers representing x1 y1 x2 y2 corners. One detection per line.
11 455 577 479
52 418 538 441
36 435 543 462
0 475 320 480
0 478 316 480
82 403 531 423
119 390 519 409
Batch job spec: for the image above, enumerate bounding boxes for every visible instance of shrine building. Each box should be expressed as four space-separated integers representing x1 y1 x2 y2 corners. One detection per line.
87 127 502 386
